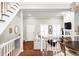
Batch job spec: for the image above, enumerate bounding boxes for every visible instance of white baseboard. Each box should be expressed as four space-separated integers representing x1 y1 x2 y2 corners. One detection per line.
16 49 24 56
16 51 21 56
21 49 24 52
24 39 34 42
24 40 27 41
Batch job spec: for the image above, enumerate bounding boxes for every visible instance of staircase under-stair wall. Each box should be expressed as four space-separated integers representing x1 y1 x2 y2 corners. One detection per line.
0 2 23 56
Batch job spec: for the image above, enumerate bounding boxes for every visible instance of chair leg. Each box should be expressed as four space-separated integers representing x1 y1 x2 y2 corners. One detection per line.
64 45 66 56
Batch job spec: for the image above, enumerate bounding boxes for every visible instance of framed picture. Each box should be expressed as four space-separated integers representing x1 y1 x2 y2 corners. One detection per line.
9 28 12 34
48 25 52 34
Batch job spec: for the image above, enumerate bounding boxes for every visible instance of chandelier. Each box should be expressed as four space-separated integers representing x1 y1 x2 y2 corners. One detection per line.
70 2 79 12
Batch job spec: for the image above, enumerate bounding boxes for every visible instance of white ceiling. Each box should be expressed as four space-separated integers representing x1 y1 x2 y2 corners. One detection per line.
23 9 69 19
22 2 72 19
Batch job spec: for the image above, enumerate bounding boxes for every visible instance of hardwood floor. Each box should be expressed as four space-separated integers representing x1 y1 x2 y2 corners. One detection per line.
19 41 53 56
19 41 79 56
19 41 42 56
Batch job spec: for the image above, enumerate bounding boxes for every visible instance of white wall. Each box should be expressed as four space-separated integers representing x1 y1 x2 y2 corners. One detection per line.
23 16 63 41
64 12 73 22
63 11 74 35
75 12 79 33
0 3 1 20
0 11 21 44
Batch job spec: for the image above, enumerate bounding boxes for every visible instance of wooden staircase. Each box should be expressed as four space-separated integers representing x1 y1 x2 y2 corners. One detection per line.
23 41 34 50
19 41 53 56
20 41 42 56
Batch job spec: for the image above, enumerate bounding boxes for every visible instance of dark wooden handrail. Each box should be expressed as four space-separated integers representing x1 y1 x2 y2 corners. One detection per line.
0 19 5 22
13 5 18 8
2 14 10 17
7 10 13 13
16 3 20 6
11 7 16 10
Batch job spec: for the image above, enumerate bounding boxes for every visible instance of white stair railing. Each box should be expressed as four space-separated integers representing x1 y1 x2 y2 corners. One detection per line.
0 2 21 56
0 36 21 56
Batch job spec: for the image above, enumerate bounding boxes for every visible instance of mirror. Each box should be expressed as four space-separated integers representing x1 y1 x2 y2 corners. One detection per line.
14 25 19 34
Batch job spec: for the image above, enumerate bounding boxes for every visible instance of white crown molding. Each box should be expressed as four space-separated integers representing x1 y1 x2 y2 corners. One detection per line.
20 2 71 9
